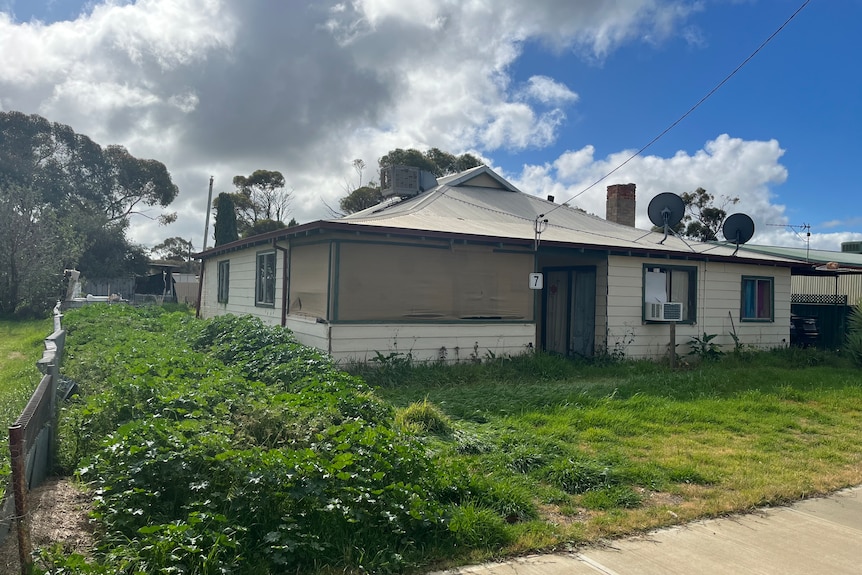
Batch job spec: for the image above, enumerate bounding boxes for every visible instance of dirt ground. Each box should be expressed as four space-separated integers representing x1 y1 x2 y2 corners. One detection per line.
0 477 94 575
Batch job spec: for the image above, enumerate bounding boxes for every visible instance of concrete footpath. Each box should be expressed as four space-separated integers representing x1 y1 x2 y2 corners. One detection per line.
433 485 862 575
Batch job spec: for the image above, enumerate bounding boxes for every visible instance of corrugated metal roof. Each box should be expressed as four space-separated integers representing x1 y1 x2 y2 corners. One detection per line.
735 244 862 269
336 167 795 264
196 166 798 267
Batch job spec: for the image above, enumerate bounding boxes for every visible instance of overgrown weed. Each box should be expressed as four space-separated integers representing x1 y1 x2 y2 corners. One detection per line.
38 308 862 574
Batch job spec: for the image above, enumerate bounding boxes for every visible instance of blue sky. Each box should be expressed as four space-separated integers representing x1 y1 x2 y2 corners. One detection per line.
1 0 859 251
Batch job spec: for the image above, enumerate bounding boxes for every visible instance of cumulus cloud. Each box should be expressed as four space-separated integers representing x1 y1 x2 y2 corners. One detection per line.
519 76 579 106
4 0 849 254
511 134 797 245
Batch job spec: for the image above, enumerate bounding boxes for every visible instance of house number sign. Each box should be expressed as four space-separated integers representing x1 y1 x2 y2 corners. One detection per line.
529 273 543 290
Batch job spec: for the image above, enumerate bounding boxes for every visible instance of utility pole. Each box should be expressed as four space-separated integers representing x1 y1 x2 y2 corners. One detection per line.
196 176 214 318
202 176 214 251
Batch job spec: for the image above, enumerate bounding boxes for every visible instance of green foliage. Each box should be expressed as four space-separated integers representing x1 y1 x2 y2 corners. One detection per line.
340 184 385 214
362 350 418 387
230 169 292 235
44 310 862 573
0 183 80 317
0 318 54 494
242 218 286 238
150 236 195 263
846 303 862 367
446 503 510 549
0 111 178 222
687 332 723 361
54 307 452 573
74 218 149 278
214 192 239 246
378 147 482 178
580 486 643 510
594 326 636 365
0 111 178 305
545 457 617 494
678 187 739 242
761 345 828 368
397 399 453 435
338 148 482 216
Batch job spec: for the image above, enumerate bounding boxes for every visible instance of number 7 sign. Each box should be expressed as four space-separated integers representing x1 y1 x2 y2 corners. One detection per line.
529 273 543 290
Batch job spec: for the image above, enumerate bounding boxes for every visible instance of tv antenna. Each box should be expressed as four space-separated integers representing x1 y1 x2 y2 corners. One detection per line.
646 193 686 245
766 222 811 261
721 213 755 255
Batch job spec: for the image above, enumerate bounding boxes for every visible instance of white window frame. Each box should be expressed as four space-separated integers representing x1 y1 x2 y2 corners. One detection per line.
217 260 230 303
643 264 697 323
256 250 276 307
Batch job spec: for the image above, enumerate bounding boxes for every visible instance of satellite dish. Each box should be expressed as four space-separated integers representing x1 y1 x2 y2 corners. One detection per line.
647 193 685 244
722 213 755 255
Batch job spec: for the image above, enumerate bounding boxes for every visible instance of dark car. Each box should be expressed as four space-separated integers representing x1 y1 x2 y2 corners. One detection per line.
790 315 819 347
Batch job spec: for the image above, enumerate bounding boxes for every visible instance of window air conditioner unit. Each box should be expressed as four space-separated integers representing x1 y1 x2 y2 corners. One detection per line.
645 301 683 322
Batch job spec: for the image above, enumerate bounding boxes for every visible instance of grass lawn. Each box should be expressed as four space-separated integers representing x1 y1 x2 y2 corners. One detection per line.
0 318 54 483
27 306 862 573
361 349 862 565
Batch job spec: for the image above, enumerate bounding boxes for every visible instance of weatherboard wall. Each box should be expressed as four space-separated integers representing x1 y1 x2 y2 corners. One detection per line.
606 256 791 359
198 240 537 363
327 323 535 364
200 249 282 325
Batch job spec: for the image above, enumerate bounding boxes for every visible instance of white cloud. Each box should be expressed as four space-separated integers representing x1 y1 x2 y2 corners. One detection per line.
512 134 801 244
519 76 579 106
1 0 822 255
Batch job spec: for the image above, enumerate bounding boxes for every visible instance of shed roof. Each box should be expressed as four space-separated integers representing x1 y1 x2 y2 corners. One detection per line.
734 244 862 270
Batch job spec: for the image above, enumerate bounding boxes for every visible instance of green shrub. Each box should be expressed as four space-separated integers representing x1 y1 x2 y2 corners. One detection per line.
447 502 510 549
544 457 616 494
687 332 723 361
54 307 452 573
846 303 862 367
396 398 453 434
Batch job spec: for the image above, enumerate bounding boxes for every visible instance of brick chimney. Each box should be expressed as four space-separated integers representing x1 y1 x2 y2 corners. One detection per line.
606 183 636 226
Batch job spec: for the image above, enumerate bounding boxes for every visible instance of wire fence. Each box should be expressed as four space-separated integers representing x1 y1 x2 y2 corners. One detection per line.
1 311 65 574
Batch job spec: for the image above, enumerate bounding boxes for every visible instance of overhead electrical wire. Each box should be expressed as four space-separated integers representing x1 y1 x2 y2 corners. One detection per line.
542 0 812 219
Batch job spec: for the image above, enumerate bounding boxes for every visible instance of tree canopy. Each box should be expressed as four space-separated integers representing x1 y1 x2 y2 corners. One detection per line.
242 218 286 238
233 170 289 221
151 236 198 273
214 192 239 247
0 184 79 316
338 148 482 215
220 169 292 237
378 147 482 178
0 111 180 316
679 187 740 242
0 111 179 222
339 185 384 214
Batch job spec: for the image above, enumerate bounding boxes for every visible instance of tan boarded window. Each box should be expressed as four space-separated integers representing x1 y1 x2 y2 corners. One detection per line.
289 243 330 319
337 242 533 321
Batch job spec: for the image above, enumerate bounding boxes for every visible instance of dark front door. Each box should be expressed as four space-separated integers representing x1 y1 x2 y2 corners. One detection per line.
543 267 596 357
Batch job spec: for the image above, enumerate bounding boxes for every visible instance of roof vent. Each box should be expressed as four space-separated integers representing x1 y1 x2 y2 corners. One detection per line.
841 241 862 254
380 165 437 198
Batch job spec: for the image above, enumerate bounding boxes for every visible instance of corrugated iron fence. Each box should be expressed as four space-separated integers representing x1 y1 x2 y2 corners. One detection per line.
2 313 65 574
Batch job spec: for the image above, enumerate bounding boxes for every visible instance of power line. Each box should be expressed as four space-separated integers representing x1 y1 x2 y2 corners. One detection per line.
543 0 812 218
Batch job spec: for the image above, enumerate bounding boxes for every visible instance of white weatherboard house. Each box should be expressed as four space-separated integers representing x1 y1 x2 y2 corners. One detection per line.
196 165 796 363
